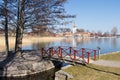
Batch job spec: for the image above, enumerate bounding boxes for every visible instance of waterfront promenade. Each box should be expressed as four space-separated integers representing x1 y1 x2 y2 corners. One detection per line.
92 60 120 68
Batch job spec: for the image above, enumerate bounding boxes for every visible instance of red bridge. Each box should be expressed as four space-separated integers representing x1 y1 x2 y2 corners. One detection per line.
41 46 98 64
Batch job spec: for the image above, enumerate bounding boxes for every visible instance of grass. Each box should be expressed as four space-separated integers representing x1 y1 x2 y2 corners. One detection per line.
100 52 120 61
63 64 120 80
63 52 120 80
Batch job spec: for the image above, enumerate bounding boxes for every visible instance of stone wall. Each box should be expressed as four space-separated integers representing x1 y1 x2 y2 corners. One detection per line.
0 51 55 80
0 68 55 80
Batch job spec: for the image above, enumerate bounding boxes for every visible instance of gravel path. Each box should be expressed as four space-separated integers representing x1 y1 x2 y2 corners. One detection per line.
92 60 120 68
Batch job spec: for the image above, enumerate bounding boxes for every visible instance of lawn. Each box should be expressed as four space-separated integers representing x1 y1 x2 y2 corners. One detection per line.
63 64 120 80
100 52 120 61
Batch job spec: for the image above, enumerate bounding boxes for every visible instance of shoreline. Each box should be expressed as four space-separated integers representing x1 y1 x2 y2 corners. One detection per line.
99 51 120 57
0 36 64 52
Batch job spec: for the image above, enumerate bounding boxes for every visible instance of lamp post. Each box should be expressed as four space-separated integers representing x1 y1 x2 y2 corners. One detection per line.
98 47 101 59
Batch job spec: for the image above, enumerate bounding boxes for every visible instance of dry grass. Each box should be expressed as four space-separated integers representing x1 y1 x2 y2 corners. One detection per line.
0 36 63 51
100 52 120 61
63 64 120 80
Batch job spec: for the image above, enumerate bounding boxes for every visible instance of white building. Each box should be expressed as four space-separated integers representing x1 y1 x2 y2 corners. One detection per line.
72 23 77 34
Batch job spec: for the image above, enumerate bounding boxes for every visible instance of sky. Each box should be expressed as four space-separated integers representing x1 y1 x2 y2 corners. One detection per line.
63 0 120 33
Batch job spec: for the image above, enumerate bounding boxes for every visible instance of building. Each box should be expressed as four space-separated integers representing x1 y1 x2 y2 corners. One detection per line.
62 23 91 38
72 23 91 38
75 32 91 38
72 23 77 34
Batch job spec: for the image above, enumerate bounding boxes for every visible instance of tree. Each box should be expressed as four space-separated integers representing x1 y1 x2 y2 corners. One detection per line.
77 28 85 33
25 0 75 33
0 0 10 56
0 0 75 55
4 0 10 56
97 31 102 37
103 31 110 37
15 0 25 54
111 27 118 36
15 0 75 54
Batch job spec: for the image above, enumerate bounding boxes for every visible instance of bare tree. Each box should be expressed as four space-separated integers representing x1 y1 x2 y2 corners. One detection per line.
4 0 10 56
0 0 10 56
77 29 85 33
111 27 118 36
15 0 25 54
103 31 110 37
14 0 75 54
97 30 102 37
0 0 75 55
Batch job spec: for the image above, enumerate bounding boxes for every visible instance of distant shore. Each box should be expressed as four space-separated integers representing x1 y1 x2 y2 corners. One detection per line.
0 36 64 52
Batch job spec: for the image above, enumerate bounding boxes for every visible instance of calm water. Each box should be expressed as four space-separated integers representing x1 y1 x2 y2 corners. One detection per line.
23 37 120 54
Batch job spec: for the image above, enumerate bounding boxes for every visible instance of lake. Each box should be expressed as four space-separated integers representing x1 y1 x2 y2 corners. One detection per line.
23 37 120 54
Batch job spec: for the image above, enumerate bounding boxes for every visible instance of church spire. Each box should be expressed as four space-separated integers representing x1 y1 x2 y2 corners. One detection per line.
73 22 77 34
73 22 76 28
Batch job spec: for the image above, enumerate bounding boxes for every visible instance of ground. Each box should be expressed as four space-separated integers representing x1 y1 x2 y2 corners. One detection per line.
63 52 120 80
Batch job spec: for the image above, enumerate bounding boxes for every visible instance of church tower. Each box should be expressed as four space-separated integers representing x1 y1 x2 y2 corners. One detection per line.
72 22 77 34
72 22 77 48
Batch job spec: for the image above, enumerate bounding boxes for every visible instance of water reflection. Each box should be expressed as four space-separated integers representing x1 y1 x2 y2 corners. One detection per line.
103 38 110 43
23 42 52 50
72 37 76 48
111 38 117 48
62 37 90 47
23 37 120 54
96 38 102 45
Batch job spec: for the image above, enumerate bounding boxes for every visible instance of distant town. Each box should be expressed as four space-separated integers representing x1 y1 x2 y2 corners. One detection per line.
0 24 119 38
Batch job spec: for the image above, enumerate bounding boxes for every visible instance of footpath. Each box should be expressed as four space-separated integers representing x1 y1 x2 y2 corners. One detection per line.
92 60 120 68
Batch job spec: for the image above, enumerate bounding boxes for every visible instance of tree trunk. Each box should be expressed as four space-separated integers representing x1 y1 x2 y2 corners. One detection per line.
15 0 25 56
15 0 20 53
4 0 9 56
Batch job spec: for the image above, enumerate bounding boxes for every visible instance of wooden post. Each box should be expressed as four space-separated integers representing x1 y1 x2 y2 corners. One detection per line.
49 47 53 58
82 48 85 58
59 46 62 59
74 50 77 61
69 47 72 54
48 48 51 58
50 47 53 56
87 52 90 64
41 48 44 58
94 50 96 60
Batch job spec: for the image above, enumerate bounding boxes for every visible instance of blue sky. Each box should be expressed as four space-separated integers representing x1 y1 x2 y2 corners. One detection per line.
64 0 120 33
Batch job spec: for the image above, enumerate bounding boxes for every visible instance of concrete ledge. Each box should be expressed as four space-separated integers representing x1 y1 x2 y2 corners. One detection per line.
0 51 55 78
55 70 73 80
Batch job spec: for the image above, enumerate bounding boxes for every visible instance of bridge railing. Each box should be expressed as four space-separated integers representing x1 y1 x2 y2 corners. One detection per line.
41 46 97 64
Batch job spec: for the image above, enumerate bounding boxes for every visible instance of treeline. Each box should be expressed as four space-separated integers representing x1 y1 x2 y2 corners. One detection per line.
91 27 118 37
54 26 119 37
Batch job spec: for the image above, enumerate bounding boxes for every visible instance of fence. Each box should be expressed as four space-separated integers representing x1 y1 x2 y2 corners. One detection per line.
41 46 98 64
